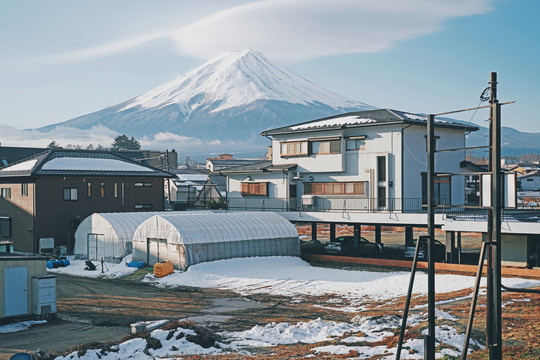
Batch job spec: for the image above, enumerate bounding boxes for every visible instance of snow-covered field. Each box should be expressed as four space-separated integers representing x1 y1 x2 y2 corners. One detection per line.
45 256 539 359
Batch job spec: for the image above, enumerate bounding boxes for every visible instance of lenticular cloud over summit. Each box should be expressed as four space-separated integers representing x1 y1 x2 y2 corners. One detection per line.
37 50 373 153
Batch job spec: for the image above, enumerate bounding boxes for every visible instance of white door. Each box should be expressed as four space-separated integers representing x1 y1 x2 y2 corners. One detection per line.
147 238 167 265
88 234 105 261
4 266 28 316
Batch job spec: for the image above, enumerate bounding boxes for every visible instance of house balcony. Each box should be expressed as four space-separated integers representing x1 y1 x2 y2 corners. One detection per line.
226 196 429 213
226 196 540 222
176 195 540 223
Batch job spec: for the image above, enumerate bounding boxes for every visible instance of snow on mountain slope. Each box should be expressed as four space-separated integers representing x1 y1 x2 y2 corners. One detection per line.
38 50 374 152
120 49 370 118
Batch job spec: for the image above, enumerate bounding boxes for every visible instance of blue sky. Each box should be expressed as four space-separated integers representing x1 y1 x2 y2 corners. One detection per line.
0 0 538 148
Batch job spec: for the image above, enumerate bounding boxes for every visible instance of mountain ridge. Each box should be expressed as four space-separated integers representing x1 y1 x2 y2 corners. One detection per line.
37 49 539 156
39 49 373 142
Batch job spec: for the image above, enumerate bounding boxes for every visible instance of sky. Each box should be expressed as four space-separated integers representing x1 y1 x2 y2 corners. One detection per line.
1 0 539 149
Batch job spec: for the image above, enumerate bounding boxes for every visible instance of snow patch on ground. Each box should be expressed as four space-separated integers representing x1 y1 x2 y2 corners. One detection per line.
142 256 539 302
47 255 138 279
0 320 47 334
47 255 536 359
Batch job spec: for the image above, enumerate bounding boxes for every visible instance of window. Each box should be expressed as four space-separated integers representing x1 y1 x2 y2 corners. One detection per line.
134 182 153 187
280 141 308 157
0 217 10 236
114 182 118 198
310 139 340 154
121 183 125 207
1 188 11 199
100 182 105 198
346 137 366 150
377 156 386 182
527 178 534 182
241 182 268 196
304 182 365 195
422 174 451 206
135 204 153 209
21 183 28 196
64 188 78 201
87 182 92 198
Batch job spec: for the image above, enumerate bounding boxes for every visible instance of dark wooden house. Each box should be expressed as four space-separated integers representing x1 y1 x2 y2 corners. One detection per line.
0 149 173 253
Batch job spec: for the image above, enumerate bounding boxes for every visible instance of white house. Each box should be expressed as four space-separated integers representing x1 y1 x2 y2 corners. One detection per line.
222 109 477 213
168 172 208 203
518 170 540 191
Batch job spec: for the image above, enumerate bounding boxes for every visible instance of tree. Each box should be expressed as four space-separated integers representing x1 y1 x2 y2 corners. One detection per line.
111 135 141 150
47 141 62 149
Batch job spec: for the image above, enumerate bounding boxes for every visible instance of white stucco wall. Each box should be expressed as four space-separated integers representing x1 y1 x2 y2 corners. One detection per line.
228 123 467 211
227 172 293 210
271 129 345 173
402 125 466 205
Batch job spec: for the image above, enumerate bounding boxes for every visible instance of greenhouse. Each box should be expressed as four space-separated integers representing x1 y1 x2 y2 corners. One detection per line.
74 212 173 263
132 211 299 269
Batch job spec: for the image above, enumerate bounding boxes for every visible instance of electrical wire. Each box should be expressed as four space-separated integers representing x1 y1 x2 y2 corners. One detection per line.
460 87 491 135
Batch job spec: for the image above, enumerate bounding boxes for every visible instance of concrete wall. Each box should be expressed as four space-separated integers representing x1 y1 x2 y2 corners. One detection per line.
481 233 529 267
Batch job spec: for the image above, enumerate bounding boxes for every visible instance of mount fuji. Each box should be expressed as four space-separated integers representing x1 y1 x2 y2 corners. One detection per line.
39 50 374 149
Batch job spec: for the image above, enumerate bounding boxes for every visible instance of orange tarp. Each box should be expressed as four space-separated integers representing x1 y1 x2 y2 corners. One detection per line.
154 260 174 278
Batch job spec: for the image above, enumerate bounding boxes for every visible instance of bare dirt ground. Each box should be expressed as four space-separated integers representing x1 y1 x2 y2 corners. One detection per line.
1 262 538 360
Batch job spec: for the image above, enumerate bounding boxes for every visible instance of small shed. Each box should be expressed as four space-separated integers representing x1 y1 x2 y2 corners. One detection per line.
132 212 300 269
74 212 165 263
0 254 55 319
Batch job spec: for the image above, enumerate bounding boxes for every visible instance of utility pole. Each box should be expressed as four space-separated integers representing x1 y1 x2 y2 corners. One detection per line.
425 114 436 360
489 72 503 359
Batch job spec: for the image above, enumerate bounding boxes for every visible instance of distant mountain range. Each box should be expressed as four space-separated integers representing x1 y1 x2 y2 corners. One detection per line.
467 125 540 156
38 49 539 156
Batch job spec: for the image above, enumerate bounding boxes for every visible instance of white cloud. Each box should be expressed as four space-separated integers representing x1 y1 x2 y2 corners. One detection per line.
140 132 266 157
42 0 492 63
40 30 171 63
0 126 267 159
0 125 118 148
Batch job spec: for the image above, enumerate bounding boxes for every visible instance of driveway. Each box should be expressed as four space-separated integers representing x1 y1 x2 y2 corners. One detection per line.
0 272 275 359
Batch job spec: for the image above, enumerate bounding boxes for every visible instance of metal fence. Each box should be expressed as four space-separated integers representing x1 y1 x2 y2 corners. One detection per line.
445 207 540 222
177 195 540 222
226 197 430 213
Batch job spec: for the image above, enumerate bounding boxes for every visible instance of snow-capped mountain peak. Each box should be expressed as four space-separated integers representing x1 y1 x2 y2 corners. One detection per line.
120 49 372 116
39 49 374 152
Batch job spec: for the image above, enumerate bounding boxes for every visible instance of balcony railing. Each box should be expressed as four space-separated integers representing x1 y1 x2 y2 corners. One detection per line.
226 196 431 213
174 195 540 222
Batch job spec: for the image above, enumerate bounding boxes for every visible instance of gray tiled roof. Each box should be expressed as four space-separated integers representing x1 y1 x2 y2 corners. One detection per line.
0 146 47 168
261 108 479 136
0 149 173 178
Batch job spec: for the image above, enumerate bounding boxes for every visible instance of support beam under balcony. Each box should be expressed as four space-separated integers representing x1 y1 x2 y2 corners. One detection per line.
311 222 318 242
